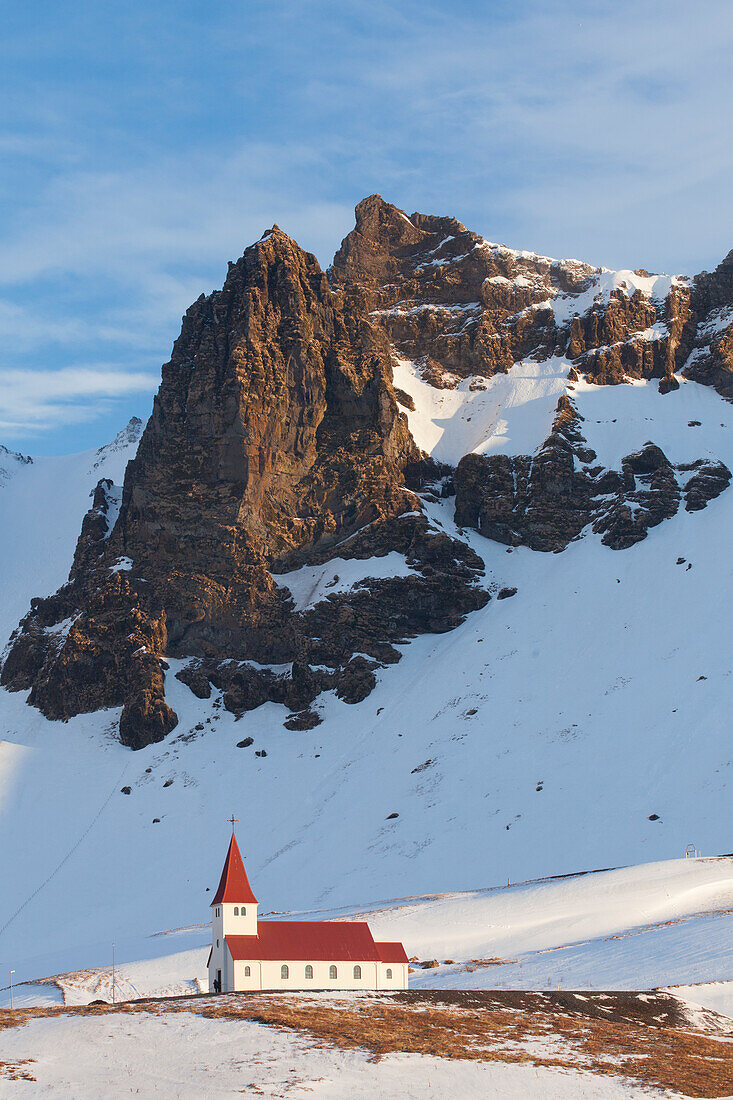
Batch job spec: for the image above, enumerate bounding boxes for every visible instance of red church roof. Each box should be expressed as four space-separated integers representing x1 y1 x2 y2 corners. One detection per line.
227 920 404 963
376 941 409 964
212 833 258 906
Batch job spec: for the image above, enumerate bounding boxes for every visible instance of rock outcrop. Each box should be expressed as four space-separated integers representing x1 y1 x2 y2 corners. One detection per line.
682 250 733 400
4 196 733 748
331 194 593 385
1 226 487 748
331 194 733 402
454 396 730 552
331 195 694 393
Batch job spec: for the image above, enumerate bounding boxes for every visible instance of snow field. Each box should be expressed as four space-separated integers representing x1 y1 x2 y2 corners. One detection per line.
0 371 731 1008
0 1009 663 1099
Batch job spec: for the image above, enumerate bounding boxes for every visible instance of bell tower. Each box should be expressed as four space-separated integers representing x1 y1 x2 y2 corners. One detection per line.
209 821 258 991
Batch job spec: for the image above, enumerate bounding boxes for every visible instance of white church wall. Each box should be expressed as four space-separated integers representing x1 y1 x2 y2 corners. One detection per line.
377 962 409 990
221 902 257 937
233 959 383 991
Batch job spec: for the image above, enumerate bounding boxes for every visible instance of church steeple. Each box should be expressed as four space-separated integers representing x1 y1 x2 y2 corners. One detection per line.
211 831 258 906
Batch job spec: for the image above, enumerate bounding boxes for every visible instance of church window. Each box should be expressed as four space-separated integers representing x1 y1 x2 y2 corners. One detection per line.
305 965 313 979
329 965 338 980
353 965 361 980
244 966 251 977
216 939 219 947
281 964 289 979
242 907 246 915
386 968 392 979
234 907 239 915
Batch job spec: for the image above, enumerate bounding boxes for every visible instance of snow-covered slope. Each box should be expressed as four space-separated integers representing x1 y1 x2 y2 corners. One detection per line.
0 358 731 993
0 419 142 645
5 854 733 1008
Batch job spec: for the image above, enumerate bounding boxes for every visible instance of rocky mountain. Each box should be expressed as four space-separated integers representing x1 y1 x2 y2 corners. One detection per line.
1 195 731 755
0 443 32 485
332 194 733 399
2 196 733 990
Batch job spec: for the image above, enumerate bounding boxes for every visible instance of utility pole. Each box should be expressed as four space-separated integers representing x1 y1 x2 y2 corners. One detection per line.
112 943 115 1005
9 970 14 1010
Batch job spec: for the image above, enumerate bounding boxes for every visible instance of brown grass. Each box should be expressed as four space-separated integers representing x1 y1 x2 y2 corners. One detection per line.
0 1058 36 1081
2 989 733 1096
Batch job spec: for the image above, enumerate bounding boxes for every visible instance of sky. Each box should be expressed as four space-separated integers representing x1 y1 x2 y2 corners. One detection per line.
2 0 733 456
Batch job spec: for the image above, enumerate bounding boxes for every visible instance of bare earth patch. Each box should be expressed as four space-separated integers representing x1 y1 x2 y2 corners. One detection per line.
3 989 733 1096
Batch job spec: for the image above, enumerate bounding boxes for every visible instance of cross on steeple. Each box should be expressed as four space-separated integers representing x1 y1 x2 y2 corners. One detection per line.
229 814 238 832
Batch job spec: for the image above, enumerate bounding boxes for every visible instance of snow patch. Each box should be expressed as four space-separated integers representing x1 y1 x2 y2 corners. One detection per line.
273 553 416 612
392 353 570 465
553 270 682 327
110 556 133 573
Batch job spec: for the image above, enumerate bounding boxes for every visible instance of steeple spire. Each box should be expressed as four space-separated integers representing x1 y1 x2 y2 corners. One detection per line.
211 831 258 906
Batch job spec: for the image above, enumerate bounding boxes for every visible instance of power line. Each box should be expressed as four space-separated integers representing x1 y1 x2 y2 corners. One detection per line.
0 763 130 941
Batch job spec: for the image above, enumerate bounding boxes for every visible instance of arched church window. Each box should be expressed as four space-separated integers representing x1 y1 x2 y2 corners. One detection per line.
234 907 239 915
386 968 392 979
329 965 338 980
244 966 251 977
305 965 313 979
353 965 361 979
242 907 246 915
281 964 289 979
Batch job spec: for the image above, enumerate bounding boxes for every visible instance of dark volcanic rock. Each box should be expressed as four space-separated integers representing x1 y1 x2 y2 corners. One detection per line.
331 195 689 393
683 250 733 400
283 709 323 731
454 397 727 552
2 225 487 748
497 587 517 600
455 397 597 552
682 461 732 511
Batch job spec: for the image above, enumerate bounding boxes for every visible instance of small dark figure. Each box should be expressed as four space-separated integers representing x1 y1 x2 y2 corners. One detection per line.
213 977 221 994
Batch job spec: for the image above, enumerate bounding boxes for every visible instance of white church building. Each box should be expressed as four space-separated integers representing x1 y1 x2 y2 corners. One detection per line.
207 832 409 993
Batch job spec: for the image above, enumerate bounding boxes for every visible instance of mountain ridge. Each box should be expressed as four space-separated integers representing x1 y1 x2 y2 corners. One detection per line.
1 194 732 756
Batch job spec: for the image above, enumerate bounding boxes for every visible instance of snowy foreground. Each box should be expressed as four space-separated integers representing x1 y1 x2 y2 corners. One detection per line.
2 985 732 1098
4 853 730 1095
0 1007 661 1100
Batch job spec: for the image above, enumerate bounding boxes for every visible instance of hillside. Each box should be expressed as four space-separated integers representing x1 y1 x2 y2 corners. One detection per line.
1 197 732 996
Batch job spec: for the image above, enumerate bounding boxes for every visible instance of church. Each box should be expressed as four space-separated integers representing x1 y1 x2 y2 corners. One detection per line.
207 831 409 992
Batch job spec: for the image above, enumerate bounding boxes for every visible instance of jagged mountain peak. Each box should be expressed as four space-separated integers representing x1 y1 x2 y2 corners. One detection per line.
2 197 733 756
0 212 488 750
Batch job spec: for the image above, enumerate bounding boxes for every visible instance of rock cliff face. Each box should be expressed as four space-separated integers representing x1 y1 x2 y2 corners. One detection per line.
1 225 487 748
331 194 733 401
3 195 732 749
331 195 731 552
331 194 593 385
683 250 733 400
454 396 730 552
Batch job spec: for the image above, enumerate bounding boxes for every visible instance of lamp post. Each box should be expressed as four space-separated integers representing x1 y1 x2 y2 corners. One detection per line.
9 970 14 1010
112 943 115 1005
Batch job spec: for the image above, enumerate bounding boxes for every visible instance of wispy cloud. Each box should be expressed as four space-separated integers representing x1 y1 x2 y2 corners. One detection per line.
0 367 158 436
1 0 732 452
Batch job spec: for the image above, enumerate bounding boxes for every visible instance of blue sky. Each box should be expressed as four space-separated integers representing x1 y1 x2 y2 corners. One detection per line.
2 0 733 455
